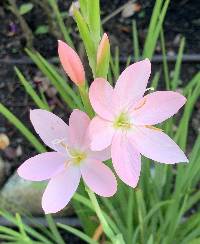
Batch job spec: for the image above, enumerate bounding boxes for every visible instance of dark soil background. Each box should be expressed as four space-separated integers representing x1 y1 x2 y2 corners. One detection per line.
0 0 200 178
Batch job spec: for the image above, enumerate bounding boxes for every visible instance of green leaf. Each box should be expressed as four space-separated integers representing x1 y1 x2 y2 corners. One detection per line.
46 215 65 244
151 71 160 90
58 223 98 244
25 49 82 110
35 25 49 35
132 20 140 61
15 67 50 110
171 37 185 90
87 0 101 45
143 0 170 59
79 0 89 22
73 8 96 76
0 103 46 153
48 0 74 47
19 3 34 15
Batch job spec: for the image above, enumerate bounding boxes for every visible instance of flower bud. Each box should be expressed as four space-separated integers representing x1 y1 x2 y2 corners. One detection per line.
97 33 110 65
96 33 110 78
58 40 85 86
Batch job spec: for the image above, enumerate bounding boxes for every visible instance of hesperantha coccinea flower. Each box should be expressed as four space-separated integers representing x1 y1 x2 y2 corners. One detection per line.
89 59 188 188
17 109 117 214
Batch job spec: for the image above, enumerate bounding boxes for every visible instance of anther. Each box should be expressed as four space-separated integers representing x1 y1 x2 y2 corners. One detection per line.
145 125 163 132
134 98 147 111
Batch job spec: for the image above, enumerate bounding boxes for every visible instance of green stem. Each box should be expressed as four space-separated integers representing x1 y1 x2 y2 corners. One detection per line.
85 186 116 242
79 82 122 243
78 85 94 118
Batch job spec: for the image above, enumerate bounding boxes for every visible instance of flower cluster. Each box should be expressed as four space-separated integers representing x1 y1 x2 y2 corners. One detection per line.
18 35 188 214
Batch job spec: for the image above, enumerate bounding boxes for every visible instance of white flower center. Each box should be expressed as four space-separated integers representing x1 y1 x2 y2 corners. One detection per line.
52 139 87 165
113 112 132 130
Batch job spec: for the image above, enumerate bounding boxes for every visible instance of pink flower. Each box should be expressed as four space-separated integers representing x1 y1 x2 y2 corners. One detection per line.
89 59 188 188
58 40 85 86
18 109 117 214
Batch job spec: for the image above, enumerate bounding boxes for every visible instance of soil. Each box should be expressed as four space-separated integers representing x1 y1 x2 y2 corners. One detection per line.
0 0 199 200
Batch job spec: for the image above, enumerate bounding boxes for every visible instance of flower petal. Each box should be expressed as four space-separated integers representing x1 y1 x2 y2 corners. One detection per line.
111 132 141 187
129 126 188 164
17 152 65 181
89 116 114 151
88 146 111 161
131 91 187 125
58 40 85 86
69 109 90 148
81 159 117 197
30 109 69 152
42 165 80 214
113 59 151 110
89 78 115 120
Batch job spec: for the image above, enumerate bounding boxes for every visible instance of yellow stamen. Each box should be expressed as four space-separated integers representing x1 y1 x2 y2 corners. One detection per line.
60 141 66 148
145 125 163 131
64 160 70 169
134 98 147 111
54 139 86 165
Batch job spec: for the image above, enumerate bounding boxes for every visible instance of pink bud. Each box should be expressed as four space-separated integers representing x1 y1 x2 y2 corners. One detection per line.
97 33 109 65
58 40 85 86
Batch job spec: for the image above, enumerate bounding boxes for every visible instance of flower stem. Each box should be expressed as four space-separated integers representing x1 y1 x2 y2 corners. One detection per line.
79 82 122 243
85 186 116 242
78 84 94 118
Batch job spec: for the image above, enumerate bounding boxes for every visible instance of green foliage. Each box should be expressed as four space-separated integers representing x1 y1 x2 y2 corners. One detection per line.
47 0 73 47
35 25 49 35
0 103 46 153
15 67 50 111
0 210 63 244
19 3 34 15
73 7 96 76
143 0 170 59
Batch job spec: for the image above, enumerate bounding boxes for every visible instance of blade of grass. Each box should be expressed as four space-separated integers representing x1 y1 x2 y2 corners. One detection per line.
0 211 52 244
48 0 73 47
15 67 50 110
171 37 185 90
143 0 170 59
36 52 83 109
0 103 46 153
110 47 119 82
25 49 82 109
127 188 134 244
58 223 97 244
160 28 170 90
151 71 160 90
143 0 163 55
132 20 140 61
15 213 30 242
184 72 200 95
45 215 65 244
